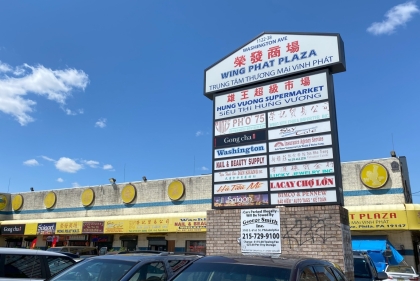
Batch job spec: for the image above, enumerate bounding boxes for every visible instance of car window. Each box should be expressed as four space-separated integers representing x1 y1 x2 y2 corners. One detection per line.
168 260 191 273
387 266 415 274
330 267 346 281
171 262 291 281
3 254 43 278
49 259 135 281
354 258 372 279
313 266 337 281
128 262 167 281
46 255 76 277
300 266 317 281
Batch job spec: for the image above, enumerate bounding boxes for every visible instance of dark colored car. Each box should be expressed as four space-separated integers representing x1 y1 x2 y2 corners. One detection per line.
353 252 388 281
0 247 76 280
46 252 203 281
168 255 348 281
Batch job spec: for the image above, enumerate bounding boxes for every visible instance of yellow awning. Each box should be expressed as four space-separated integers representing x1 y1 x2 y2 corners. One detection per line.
1 212 207 235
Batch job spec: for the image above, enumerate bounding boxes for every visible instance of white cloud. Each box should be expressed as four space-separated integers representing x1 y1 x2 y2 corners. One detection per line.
103 164 114 170
0 61 89 125
196 131 204 137
41 155 55 162
83 160 99 168
95 118 107 128
72 182 80 187
367 1 419 35
64 107 84 116
57 178 64 182
201 166 209 171
23 159 39 166
55 157 83 173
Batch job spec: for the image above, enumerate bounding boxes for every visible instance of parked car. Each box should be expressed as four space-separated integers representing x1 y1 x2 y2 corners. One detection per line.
167 254 348 281
353 251 388 281
46 246 98 256
0 247 76 280
383 265 419 281
46 252 203 281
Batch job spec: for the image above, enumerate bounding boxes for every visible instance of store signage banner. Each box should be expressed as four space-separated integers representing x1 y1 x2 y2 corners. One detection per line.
214 113 265 136
215 143 267 159
104 220 127 234
270 176 335 191
170 217 207 232
128 219 170 233
214 130 266 148
1 224 25 235
269 134 332 152
270 161 334 178
269 148 333 165
268 120 331 140
37 223 56 235
267 101 330 128
82 221 105 234
56 222 82 234
271 190 337 205
214 181 268 195
349 210 408 230
205 33 344 95
214 155 267 170
214 168 268 182
214 72 328 120
240 208 281 254
214 193 269 208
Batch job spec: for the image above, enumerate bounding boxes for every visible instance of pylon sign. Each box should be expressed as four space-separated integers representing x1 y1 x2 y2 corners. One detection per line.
206 32 346 209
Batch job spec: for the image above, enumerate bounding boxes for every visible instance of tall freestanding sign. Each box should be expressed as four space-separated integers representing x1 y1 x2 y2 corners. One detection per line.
205 32 346 209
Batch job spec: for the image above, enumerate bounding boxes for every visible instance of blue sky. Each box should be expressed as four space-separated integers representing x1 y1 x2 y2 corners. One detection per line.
0 1 419 201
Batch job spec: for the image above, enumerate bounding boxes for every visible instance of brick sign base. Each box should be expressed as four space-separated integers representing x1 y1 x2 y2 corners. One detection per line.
206 205 354 281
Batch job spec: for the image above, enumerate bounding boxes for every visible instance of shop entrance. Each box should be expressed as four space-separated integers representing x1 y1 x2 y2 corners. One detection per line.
5 237 23 248
147 237 167 251
120 235 138 251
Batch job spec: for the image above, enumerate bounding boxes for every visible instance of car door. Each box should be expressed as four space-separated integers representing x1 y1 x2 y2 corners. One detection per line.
313 266 339 281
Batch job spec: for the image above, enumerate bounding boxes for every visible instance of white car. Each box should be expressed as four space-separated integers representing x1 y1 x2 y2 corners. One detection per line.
384 265 419 281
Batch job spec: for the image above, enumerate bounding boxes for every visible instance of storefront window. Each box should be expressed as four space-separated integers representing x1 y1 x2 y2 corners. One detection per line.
186 240 206 254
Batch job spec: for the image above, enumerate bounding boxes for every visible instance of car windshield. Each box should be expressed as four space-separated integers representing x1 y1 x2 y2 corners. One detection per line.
171 262 291 281
353 258 372 278
386 266 415 274
47 248 62 252
48 259 136 281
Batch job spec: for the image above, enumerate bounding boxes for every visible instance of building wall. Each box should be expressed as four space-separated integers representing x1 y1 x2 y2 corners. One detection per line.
342 157 406 206
2 176 212 220
206 206 354 281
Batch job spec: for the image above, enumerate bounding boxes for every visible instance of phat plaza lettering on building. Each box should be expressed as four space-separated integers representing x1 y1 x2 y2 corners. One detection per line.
350 213 397 220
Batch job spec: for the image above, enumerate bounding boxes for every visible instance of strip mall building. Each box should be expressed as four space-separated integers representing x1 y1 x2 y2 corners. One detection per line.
0 155 418 268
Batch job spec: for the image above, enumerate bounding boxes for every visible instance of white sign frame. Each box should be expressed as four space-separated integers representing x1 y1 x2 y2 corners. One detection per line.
270 189 337 205
268 134 332 152
214 113 266 136
268 120 331 140
270 161 334 178
214 181 268 195
240 208 281 254
269 148 333 165
214 72 328 120
215 143 267 159
214 155 267 170
214 168 268 182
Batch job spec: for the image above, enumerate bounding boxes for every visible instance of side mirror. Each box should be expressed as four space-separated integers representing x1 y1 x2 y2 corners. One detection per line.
377 272 388 280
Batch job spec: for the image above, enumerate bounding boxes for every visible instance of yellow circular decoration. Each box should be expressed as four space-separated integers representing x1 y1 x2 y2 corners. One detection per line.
168 180 185 201
44 191 57 209
0 194 7 210
121 184 136 204
81 188 95 206
360 163 389 189
12 194 24 211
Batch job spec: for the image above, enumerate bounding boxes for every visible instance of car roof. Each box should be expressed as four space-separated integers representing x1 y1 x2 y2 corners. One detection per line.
85 253 202 263
0 247 70 257
190 255 334 269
